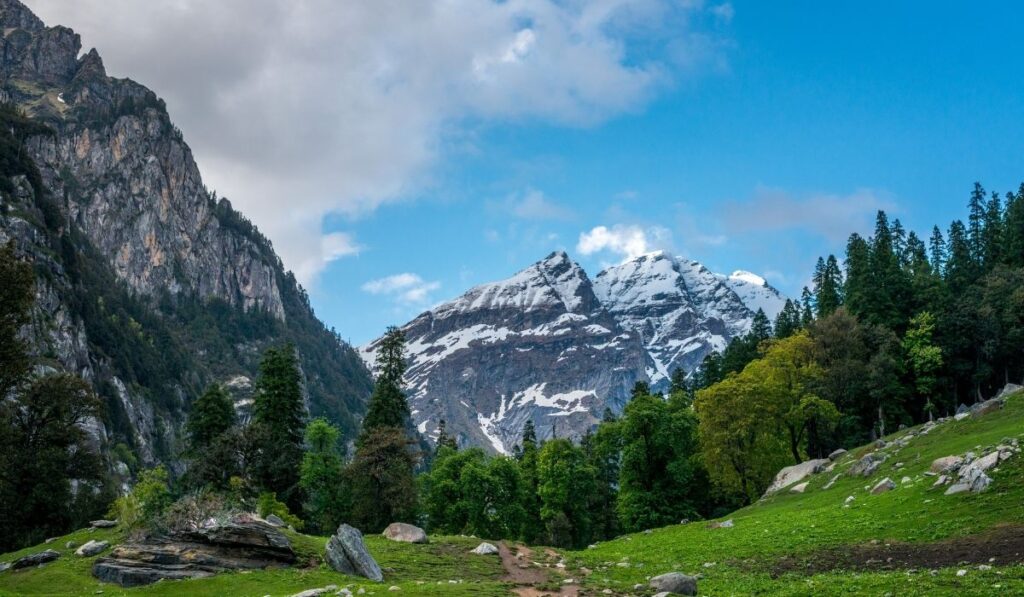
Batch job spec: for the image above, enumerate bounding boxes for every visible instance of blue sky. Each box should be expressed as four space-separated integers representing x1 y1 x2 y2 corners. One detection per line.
310 1 1024 345
32 0 1023 346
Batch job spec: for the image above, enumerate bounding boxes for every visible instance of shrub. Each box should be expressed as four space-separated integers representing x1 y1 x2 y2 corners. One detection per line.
256 492 303 529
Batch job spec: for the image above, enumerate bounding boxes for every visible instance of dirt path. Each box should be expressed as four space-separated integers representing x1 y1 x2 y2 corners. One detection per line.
498 542 580 597
767 524 1024 577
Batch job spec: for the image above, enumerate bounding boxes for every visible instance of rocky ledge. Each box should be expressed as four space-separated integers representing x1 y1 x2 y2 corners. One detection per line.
92 515 295 587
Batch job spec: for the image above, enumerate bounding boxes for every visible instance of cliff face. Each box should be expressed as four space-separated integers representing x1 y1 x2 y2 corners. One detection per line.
361 251 786 454
0 0 372 473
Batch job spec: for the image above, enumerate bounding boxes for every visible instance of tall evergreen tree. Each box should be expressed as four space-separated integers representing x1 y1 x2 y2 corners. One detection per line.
773 299 802 339
1004 186 1024 267
981 191 1004 269
800 287 815 326
435 419 457 453
517 420 543 543
928 226 947 274
968 182 987 262
252 344 306 509
843 233 872 316
362 327 411 434
813 255 843 317
300 418 347 534
187 384 235 450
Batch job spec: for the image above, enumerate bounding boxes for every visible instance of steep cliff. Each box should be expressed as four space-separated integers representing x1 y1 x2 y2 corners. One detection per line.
0 0 372 473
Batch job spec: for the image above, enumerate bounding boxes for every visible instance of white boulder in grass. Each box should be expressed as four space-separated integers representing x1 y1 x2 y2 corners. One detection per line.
382 522 428 544
763 458 830 496
470 542 499 555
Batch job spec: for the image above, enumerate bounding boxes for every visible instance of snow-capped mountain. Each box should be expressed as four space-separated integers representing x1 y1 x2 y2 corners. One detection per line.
360 251 785 454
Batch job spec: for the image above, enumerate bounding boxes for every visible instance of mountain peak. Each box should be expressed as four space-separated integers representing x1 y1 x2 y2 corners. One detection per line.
729 270 767 287
0 0 44 32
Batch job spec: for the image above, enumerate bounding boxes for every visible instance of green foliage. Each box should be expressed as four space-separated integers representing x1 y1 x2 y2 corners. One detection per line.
616 392 708 531
347 426 418 533
903 311 943 400
0 373 105 552
256 492 303 529
362 326 412 435
188 384 236 449
0 241 34 397
109 466 172 531
537 439 596 548
252 345 305 509
299 418 348 534
422 448 525 539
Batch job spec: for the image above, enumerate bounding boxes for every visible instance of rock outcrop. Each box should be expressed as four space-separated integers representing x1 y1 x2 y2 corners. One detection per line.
649 572 698 595
763 458 830 496
324 524 383 582
91 517 295 587
0 0 372 470
9 549 59 569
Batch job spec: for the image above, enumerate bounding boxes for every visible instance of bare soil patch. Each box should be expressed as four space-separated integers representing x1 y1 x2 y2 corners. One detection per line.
766 524 1024 577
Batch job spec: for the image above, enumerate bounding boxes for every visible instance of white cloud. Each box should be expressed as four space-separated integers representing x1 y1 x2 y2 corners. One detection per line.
25 0 730 285
361 273 440 305
504 189 574 221
720 186 897 242
577 224 672 261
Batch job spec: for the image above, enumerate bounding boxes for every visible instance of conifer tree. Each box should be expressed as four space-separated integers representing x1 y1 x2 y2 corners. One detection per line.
843 233 872 316
800 287 815 326
928 226 947 274
188 384 235 450
362 327 411 435
436 419 457 453
981 191 1004 269
773 299 802 339
300 418 347 534
1004 186 1024 267
517 420 543 542
968 182 987 261
252 344 306 509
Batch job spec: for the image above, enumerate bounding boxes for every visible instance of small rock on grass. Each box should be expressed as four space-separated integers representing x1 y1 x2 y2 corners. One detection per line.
649 572 698 596
470 542 499 555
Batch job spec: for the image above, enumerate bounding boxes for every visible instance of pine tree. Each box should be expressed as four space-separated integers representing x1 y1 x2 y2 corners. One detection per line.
300 418 347 534
968 182 987 262
362 327 411 435
1004 186 1024 267
630 381 651 399
346 427 417 533
773 299 801 339
252 344 306 509
750 308 773 341
843 233 872 316
435 419 457 453
813 255 842 317
517 420 543 542
188 384 235 450
928 226 947 274
800 287 814 326
981 191 1004 269
945 220 974 294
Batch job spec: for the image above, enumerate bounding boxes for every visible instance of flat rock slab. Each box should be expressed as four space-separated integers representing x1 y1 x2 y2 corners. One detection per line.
10 549 59 569
92 516 294 588
90 520 117 529
382 522 428 544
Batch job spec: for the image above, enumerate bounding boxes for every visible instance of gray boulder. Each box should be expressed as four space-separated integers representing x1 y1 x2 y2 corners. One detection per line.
930 456 963 474
971 398 1004 418
828 448 847 461
848 452 886 477
76 540 110 557
763 458 829 496
265 514 286 527
11 549 60 569
90 519 118 529
325 524 383 582
382 522 428 544
470 542 499 555
870 478 895 494
649 572 698 595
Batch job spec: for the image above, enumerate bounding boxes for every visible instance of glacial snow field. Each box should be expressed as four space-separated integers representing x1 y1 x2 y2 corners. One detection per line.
2 390 1022 596
566 389 1024 596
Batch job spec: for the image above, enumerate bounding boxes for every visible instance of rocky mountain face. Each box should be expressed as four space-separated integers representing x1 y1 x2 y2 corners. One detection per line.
0 0 371 475
361 251 785 454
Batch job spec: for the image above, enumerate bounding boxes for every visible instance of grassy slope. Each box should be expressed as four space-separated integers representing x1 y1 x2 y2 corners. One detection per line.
0 531 508 596
2 391 1023 596
568 390 1024 595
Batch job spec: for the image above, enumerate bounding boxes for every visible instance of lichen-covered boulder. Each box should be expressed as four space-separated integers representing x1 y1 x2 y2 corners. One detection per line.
382 522 428 544
325 524 383 582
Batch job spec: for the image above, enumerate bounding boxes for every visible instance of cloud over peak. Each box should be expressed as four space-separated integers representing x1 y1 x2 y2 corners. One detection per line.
26 0 731 285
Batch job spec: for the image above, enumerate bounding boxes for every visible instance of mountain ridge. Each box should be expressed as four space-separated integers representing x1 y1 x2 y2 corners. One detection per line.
361 250 785 453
